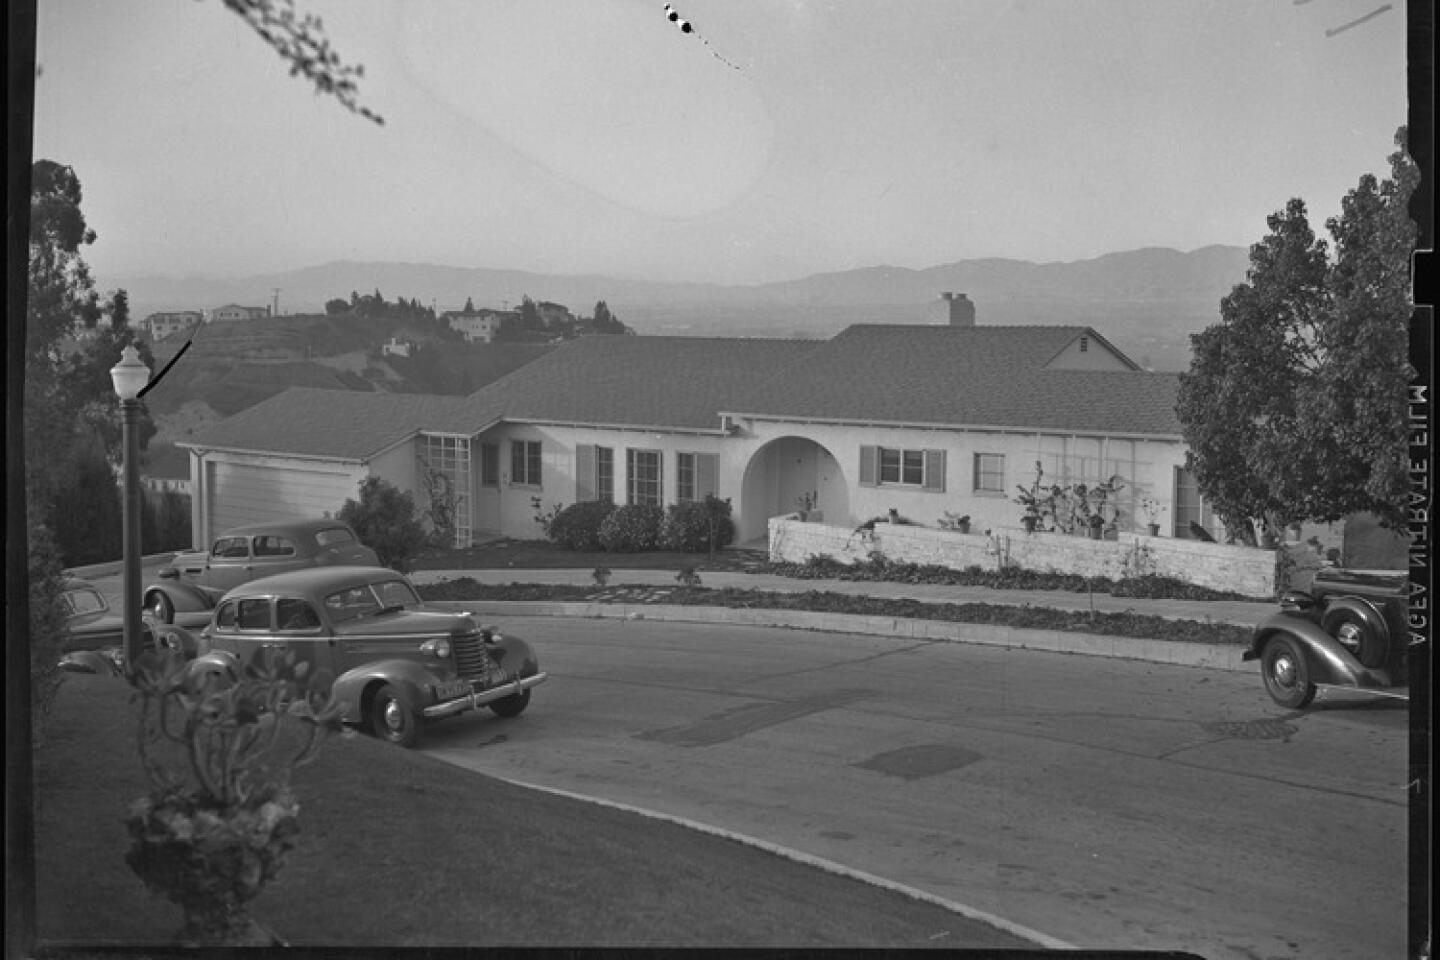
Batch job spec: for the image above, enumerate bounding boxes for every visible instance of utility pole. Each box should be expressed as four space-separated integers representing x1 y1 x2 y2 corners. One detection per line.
271 287 281 317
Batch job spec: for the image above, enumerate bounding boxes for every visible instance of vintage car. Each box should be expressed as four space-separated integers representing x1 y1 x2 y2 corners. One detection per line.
1244 567 1411 708
180 566 546 747
144 518 379 625
57 577 206 674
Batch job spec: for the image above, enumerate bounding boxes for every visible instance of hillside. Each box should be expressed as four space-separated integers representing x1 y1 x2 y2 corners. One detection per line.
113 246 1251 372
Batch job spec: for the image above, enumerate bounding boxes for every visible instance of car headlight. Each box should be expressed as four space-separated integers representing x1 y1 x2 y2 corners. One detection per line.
420 638 451 659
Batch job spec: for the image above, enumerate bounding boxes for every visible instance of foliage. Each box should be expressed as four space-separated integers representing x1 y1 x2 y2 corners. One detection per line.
336 477 431 572
597 504 665 552
415 454 458 547
50 440 122 566
586 301 632 336
217 0 383 124
125 645 343 943
937 512 971 531
591 566 612 587
660 496 736 553
416 579 1254 646
146 491 195 553
28 512 69 746
530 497 566 538
675 565 703 587
1012 461 1052 528
1177 129 1417 534
547 501 617 552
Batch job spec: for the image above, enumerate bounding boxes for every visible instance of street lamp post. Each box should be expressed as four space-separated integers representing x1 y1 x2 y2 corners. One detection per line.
110 345 150 676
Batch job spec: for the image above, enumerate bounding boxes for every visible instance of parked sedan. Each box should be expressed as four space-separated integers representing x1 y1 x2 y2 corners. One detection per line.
183 566 547 747
144 518 379 625
57 577 189 674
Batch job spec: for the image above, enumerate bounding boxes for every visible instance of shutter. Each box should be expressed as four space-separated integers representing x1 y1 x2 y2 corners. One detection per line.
859 446 878 486
923 449 946 492
698 453 719 500
575 445 596 502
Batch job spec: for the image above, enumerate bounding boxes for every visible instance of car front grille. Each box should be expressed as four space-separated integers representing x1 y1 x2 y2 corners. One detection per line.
451 632 495 681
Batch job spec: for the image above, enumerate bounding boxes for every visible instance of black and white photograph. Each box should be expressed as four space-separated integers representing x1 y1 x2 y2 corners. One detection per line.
8 1 1431 957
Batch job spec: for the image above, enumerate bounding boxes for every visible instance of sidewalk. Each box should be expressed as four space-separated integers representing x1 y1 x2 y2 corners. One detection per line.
409 567 1274 627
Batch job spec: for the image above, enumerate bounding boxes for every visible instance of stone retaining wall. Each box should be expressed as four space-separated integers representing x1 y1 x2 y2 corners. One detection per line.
768 515 1276 598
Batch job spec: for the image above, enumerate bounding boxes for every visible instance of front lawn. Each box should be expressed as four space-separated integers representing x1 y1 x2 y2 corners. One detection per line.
33 675 1033 949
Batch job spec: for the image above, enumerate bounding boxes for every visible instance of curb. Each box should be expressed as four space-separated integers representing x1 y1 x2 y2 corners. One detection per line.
486 774 1077 951
426 599 1251 673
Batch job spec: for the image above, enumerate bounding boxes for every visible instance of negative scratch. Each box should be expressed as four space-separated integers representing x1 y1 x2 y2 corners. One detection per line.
1325 4 1393 37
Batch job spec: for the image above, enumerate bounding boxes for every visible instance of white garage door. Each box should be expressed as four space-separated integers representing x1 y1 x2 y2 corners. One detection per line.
206 461 363 542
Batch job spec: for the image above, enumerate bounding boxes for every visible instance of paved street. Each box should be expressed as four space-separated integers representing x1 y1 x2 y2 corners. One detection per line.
420 616 1410 960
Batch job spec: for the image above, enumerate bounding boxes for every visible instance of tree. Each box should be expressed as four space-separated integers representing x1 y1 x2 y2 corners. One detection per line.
336 477 432 573
589 300 631 335
1177 129 1417 537
216 0 383 124
325 298 350 315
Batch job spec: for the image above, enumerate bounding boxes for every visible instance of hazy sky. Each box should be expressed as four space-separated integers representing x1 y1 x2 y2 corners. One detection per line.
32 0 1409 287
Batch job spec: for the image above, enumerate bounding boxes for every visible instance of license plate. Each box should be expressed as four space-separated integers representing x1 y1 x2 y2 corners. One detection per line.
434 678 472 700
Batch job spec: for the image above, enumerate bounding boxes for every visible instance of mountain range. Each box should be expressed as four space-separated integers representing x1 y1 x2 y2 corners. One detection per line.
114 244 1252 371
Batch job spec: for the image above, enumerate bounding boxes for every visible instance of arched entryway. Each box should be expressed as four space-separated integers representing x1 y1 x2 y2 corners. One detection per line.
737 437 848 543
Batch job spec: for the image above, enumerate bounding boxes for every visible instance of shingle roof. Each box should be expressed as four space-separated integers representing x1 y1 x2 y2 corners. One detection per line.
185 325 1184 456
725 324 1183 436
179 387 472 459
432 335 820 432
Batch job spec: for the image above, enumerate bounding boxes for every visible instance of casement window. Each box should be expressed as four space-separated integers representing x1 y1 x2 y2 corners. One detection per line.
626 448 662 506
510 440 542 487
479 442 500 488
575 444 615 503
973 453 1005 493
859 445 946 491
676 451 719 503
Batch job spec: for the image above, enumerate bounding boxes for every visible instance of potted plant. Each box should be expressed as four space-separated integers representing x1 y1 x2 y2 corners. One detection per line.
1139 496 1164 536
1087 513 1105 540
1013 461 1049 534
938 512 971 534
124 647 343 945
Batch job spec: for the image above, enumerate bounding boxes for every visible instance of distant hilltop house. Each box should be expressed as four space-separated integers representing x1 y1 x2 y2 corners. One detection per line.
380 336 417 358
144 311 204 340
178 292 1229 560
442 307 513 343
209 304 271 323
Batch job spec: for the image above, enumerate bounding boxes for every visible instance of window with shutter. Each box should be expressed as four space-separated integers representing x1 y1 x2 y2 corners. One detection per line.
575 445 595 502
922 450 945 491
859 446 878 486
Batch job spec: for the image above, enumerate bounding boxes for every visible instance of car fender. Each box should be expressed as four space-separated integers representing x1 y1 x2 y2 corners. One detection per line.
1248 617 1378 689
59 649 122 675
144 580 221 615
487 635 540 678
184 649 242 686
332 660 440 725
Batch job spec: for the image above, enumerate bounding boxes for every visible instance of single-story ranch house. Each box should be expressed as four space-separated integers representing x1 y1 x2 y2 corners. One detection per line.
177 306 1220 553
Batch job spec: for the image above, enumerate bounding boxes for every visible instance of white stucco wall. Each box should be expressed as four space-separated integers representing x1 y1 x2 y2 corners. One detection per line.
769 516 1277 598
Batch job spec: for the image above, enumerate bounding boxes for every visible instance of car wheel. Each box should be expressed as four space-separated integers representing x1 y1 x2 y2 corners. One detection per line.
370 683 422 748
146 591 174 624
1326 608 1388 669
489 687 531 718
1261 634 1317 709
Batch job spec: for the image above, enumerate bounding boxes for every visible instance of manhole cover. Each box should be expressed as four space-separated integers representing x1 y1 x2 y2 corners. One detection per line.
1201 718 1299 741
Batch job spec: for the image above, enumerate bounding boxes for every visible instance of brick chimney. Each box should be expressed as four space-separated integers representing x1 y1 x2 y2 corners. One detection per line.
931 291 975 327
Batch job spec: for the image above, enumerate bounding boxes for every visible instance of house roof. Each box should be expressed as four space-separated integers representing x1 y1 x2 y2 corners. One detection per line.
179 387 472 459
430 335 819 432
724 324 1182 437
185 324 1185 458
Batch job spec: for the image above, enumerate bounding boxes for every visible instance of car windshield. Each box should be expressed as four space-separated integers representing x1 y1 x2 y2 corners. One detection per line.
323 579 420 622
64 587 107 617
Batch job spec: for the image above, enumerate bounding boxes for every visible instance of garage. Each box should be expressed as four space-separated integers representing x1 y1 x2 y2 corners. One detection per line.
201 457 367 544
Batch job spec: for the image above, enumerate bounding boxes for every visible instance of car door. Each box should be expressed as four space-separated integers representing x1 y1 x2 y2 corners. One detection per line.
193 535 259 594
273 596 331 681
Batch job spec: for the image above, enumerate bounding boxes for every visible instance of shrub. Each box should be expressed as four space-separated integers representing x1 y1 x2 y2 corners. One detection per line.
597 504 664 552
336 477 431 572
547 500 616 552
660 497 735 553
28 512 68 746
